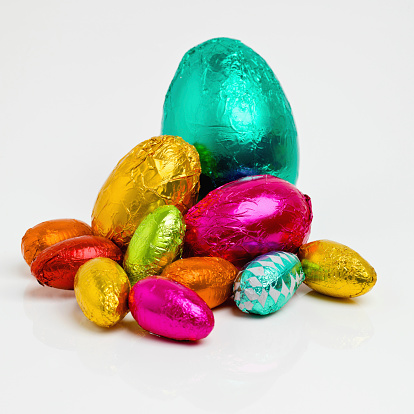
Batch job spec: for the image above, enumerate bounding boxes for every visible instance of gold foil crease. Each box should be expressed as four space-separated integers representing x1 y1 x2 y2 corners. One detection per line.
298 240 377 298
74 258 130 327
91 135 201 249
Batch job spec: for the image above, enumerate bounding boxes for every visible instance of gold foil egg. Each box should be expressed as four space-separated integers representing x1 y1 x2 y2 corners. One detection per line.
161 257 238 308
92 135 201 249
74 257 130 327
298 240 377 298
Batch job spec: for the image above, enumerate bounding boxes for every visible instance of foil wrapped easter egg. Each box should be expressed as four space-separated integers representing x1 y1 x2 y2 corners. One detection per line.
30 235 123 290
162 37 298 198
161 257 238 308
129 276 214 341
184 175 312 268
92 135 201 249
298 240 377 298
21 219 93 265
123 205 186 286
74 258 130 327
233 251 305 315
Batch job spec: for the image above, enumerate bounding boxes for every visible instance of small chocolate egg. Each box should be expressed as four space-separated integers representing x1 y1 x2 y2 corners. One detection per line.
298 240 377 298
233 251 304 315
184 175 312 268
162 37 299 198
30 235 123 290
74 258 130 328
161 257 238 308
129 276 214 341
21 219 93 265
123 205 186 286
92 135 201 249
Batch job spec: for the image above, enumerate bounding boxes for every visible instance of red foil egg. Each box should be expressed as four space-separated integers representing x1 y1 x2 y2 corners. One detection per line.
184 175 312 268
30 235 123 290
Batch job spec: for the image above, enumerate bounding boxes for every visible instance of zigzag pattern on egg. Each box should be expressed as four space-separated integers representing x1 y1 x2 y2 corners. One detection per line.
233 252 305 315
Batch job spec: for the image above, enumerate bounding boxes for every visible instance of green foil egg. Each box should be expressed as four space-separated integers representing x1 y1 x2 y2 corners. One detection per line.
162 37 299 197
123 205 186 286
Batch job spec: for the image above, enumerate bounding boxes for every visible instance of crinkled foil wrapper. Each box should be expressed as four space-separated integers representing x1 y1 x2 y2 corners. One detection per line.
123 205 185 286
184 175 312 268
233 251 304 315
161 257 238 308
30 235 123 290
298 240 377 298
74 258 130 328
162 37 298 198
129 276 214 341
21 219 93 265
92 135 201 249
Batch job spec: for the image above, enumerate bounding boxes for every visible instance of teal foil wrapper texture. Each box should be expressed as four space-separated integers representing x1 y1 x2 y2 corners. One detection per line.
123 205 186 286
233 252 304 315
162 37 299 198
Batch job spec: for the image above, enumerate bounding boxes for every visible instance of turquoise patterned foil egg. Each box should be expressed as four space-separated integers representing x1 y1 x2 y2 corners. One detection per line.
233 251 304 315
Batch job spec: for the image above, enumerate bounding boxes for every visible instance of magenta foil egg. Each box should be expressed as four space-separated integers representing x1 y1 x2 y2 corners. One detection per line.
184 175 313 268
128 276 214 341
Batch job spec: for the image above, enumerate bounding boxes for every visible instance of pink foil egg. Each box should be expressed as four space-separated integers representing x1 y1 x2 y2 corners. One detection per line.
128 276 214 341
184 175 312 268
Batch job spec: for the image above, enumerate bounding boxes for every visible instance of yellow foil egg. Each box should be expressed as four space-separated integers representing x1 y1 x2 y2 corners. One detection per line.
92 135 201 249
74 257 130 327
161 257 238 308
298 240 377 298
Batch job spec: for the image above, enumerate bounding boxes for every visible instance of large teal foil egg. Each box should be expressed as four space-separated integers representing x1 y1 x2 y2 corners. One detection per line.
162 37 298 197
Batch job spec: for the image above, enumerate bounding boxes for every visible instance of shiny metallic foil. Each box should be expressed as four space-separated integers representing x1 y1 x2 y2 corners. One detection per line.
161 257 238 308
74 258 130 328
162 38 298 198
184 175 312 268
21 219 93 265
233 251 304 315
30 235 123 290
298 240 377 298
123 205 186 286
92 135 201 249
129 276 214 341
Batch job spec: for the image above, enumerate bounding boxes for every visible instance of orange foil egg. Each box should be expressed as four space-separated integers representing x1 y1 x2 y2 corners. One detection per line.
21 219 93 265
161 257 238 308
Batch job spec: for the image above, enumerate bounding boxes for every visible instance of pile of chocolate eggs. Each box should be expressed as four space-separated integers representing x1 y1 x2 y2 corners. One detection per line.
21 38 377 342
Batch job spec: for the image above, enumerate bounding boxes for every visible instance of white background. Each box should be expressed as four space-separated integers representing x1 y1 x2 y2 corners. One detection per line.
1 1 413 413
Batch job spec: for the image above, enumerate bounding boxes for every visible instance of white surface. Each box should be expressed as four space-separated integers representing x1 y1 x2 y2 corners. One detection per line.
1 1 413 413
